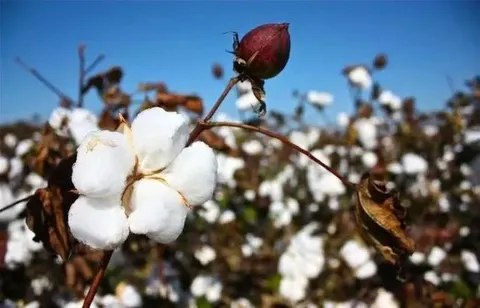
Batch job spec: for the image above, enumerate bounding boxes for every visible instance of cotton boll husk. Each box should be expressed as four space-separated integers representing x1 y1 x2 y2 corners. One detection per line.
72 130 135 198
68 196 129 250
163 141 217 206
128 179 188 243
131 108 189 172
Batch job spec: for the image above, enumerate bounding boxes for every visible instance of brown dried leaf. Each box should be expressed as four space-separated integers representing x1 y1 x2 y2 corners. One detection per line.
183 95 204 116
355 173 415 276
25 154 78 260
98 108 128 131
250 78 266 116
137 82 168 93
197 129 232 154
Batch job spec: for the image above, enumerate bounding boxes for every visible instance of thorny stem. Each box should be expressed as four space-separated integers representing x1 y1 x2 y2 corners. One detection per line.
0 195 33 214
186 77 239 146
83 76 239 308
82 250 113 308
78 45 86 107
202 121 353 188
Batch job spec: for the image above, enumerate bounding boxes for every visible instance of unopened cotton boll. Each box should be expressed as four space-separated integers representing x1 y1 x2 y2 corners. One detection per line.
72 131 135 198
68 196 129 250
128 179 188 243
163 141 217 206
131 107 189 171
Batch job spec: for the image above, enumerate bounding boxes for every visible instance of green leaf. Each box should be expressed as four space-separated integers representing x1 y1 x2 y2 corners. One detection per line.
266 273 282 292
196 296 213 308
243 206 258 224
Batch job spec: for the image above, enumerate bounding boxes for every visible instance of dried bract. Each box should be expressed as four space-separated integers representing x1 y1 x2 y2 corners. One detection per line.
355 172 415 279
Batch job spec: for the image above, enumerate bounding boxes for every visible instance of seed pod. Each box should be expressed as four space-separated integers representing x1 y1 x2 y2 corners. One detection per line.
233 23 291 80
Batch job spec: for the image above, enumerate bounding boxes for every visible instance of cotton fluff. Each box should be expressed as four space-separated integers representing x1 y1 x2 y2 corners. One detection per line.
216 154 245 187
15 139 34 157
362 151 378 168
306 91 333 107
347 66 372 89
69 107 217 249
5 219 43 269
340 239 377 279
337 112 350 128
190 275 223 303
241 233 263 257
72 130 136 198
402 153 428 174
198 200 221 223
194 245 217 265
371 288 399 308
278 224 324 302
0 156 8 174
236 91 260 112
3 133 18 148
354 118 377 150
461 250 480 273
49 107 72 137
242 139 263 155
67 108 99 145
218 210 236 224
378 90 402 110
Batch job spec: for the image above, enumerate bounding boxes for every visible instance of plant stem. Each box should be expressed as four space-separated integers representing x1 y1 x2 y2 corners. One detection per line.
85 54 105 76
0 195 33 214
186 77 239 146
78 45 86 107
202 121 353 188
82 250 113 308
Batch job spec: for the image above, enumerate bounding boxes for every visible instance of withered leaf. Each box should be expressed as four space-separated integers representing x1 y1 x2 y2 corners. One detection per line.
197 129 233 155
26 154 78 260
155 93 204 116
355 172 415 278
250 78 266 117
98 108 129 131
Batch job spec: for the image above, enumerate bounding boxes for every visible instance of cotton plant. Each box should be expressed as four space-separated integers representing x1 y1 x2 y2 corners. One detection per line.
68 107 218 250
190 275 223 303
4 219 44 269
306 90 334 108
48 106 99 145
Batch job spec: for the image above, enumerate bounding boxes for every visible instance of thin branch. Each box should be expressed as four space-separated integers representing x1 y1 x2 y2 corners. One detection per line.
186 77 239 146
202 121 353 188
78 44 86 107
15 57 73 102
0 195 33 214
82 250 113 308
85 54 105 76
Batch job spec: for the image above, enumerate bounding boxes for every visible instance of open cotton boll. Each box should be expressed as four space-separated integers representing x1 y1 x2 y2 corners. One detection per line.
378 90 402 110
163 141 217 206
279 276 308 302
402 153 428 174
68 196 129 250
15 139 34 157
347 66 372 89
131 107 189 172
128 179 188 243
236 80 252 95
49 107 72 137
3 133 18 148
236 91 260 111
72 130 135 198
0 156 8 174
8 157 23 179
354 118 377 150
306 91 333 107
68 108 99 145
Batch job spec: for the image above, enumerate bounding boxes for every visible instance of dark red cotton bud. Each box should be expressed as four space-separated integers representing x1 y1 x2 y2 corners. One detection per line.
233 23 291 80
212 63 224 79
373 53 388 70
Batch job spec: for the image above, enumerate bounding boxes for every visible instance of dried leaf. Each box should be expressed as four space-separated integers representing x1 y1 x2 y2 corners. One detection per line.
183 95 204 116
197 129 233 155
355 172 415 278
250 78 266 116
25 154 78 260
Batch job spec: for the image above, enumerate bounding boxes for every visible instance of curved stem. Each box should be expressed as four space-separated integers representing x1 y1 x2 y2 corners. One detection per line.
82 250 113 308
186 77 239 146
202 121 353 188
0 194 33 214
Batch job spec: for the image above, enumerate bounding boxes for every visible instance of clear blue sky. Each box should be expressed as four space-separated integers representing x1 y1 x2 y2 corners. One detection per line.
1 1 479 123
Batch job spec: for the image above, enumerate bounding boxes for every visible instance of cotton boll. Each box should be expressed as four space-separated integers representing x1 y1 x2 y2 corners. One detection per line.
25 173 47 189
402 153 428 174
194 246 217 265
236 91 262 112
131 108 189 171
279 276 308 302
372 289 399 308
337 112 350 128
0 156 8 174
8 157 23 179
128 179 188 243
5 239 32 268
428 246 447 266
236 80 252 95
49 107 72 137
163 141 217 206
354 118 377 150
347 66 372 89
218 210 235 224
68 196 129 250
461 250 480 273
119 284 142 307
306 91 333 107
340 240 371 268
199 200 220 223
15 139 34 157
68 108 99 145
3 133 18 148
0 184 15 221
355 260 377 279
72 130 135 198
242 139 263 155
362 151 378 168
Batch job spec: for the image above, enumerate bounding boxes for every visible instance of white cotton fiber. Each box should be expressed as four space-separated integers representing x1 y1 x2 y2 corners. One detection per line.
131 107 189 172
68 196 129 250
72 130 135 198
164 141 217 206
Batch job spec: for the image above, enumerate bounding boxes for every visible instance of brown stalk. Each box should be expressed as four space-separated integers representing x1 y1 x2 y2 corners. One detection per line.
81 250 113 308
202 121 352 188
0 195 33 214
85 54 105 76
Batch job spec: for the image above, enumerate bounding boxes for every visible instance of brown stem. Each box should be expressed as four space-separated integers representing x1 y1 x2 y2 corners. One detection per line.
82 250 113 308
203 121 353 188
186 77 239 146
78 45 86 107
0 194 33 214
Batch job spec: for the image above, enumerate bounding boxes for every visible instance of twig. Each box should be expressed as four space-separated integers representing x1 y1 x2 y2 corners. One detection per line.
202 121 353 188
15 57 73 102
0 195 33 214
186 77 239 146
78 44 86 107
85 54 105 76
82 250 113 308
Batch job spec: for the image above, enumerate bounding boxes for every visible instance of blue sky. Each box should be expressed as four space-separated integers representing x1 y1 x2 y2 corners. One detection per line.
1 1 479 123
